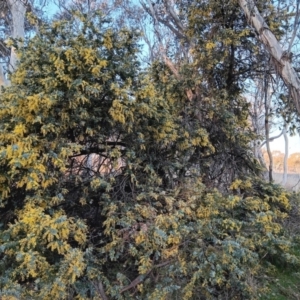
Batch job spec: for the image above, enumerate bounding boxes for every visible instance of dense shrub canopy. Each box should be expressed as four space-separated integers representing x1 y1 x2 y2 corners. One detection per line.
0 10 299 300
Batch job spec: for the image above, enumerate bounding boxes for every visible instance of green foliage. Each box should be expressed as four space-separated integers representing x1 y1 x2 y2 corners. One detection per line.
0 9 299 300
261 192 300 300
262 268 300 300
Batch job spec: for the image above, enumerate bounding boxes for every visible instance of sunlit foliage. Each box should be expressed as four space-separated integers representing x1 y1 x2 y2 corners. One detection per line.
0 9 299 300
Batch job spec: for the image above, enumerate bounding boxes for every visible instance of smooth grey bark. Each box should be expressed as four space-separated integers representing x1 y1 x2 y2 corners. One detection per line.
0 63 8 87
7 0 27 73
239 0 300 115
282 123 288 185
0 0 27 89
264 77 273 182
251 79 266 166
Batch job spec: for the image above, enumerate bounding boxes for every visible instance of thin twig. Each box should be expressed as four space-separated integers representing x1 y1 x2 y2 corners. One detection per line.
120 260 173 293
93 280 108 300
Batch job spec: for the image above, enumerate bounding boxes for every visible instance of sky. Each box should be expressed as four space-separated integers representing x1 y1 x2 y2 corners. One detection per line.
268 130 300 154
43 1 59 17
261 113 300 155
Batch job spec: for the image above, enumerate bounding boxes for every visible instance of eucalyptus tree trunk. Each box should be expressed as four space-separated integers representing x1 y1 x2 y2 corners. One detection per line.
0 0 27 89
7 0 27 73
0 64 8 87
282 123 288 185
250 79 267 169
239 0 300 115
264 77 273 182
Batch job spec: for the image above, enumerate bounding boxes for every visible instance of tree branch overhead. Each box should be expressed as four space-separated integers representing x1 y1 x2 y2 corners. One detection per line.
239 0 300 114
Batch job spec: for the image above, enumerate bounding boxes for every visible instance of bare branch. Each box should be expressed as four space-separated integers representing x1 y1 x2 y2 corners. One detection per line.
287 1 300 53
260 129 284 148
239 0 300 114
163 55 194 101
164 0 185 32
93 281 108 300
0 63 8 87
120 260 173 294
156 15 187 40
